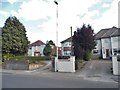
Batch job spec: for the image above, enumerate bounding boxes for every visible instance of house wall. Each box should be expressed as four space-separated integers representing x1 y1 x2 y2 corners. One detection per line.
111 36 120 55
93 36 120 59
101 38 111 59
93 40 102 54
61 42 71 56
39 45 45 56
28 45 45 56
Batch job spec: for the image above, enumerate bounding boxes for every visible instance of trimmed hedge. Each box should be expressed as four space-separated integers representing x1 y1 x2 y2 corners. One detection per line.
8 56 51 64
9 56 50 60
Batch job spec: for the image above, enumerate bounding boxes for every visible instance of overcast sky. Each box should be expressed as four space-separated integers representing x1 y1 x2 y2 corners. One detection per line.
0 0 119 46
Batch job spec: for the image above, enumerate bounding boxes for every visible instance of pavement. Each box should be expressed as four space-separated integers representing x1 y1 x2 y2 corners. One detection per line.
1 60 119 83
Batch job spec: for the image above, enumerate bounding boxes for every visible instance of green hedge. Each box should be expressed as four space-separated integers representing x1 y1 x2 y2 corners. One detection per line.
9 56 51 60
8 56 51 64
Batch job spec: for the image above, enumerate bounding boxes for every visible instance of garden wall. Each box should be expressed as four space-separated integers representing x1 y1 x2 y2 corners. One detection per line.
2 60 43 70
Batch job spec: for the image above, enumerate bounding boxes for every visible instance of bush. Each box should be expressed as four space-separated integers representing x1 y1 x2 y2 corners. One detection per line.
3 54 14 61
75 60 79 70
8 56 51 64
83 50 91 61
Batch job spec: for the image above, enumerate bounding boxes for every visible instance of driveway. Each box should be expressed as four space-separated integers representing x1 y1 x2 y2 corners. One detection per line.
76 60 119 83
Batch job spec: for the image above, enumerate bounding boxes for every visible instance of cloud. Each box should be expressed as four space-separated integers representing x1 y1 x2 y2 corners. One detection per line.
102 3 111 8
1 0 118 46
0 11 10 16
91 0 119 32
7 0 17 4
14 0 56 21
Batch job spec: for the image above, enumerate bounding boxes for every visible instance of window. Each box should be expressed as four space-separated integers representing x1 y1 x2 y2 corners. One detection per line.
64 51 67 55
113 49 117 52
118 49 120 54
118 37 120 41
112 37 118 42
93 50 99 54
113 49 118 55
117 55 120 61
69 42 71 46
65 43 68 46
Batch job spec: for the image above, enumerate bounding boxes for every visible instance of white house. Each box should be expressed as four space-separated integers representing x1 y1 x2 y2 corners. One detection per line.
93 27 120 59
28 40 45 56
61 37 72 56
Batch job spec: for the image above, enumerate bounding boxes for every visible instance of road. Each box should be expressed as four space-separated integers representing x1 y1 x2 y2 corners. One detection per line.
2 71 118 88
1 60 119 88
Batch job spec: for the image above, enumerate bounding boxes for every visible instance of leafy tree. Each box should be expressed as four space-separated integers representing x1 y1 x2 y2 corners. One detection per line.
43 43 52 56
47 40 55 46
73 24 96 60
2 16 29 56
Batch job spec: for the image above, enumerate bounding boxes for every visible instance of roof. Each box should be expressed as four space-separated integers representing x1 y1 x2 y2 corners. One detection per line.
29 40 45 47
110 28 120 37
95 27 120 39
61 37 72 43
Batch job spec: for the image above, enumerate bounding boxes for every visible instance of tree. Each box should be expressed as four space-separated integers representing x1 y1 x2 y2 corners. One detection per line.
43 43 52 56
73 24 96 60
47 40 55 46
2 16 29 56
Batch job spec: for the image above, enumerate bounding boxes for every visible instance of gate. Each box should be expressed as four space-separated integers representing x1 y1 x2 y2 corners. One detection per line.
54 56 75 72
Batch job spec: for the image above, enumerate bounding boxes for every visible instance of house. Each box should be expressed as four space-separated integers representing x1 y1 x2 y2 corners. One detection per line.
61 37 72 56
93 27 120 59
51 46 62 56
28 40 45 56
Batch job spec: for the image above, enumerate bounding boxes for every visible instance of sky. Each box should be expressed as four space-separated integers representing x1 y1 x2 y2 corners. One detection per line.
0 0 119 46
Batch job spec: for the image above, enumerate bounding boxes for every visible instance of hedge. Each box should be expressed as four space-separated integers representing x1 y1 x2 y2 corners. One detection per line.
8 56 51 64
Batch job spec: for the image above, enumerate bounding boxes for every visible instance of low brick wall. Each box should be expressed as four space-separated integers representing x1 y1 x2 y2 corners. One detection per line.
2 60 43 70
29 64 43 70
2 60 29 70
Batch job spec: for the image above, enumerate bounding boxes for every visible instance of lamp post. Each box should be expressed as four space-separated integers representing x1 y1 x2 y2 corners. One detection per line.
54 0 58 59
54 0 58 72
70 26 73 56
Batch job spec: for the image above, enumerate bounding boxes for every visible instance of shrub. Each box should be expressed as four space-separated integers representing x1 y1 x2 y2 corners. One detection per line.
8 56 51 64
75 60 79 70
3 54 14 61
83 50 91 61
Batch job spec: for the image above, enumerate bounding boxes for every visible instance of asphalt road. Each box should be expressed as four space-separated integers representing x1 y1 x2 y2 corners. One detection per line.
2 71 118 88
1 60 119 88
